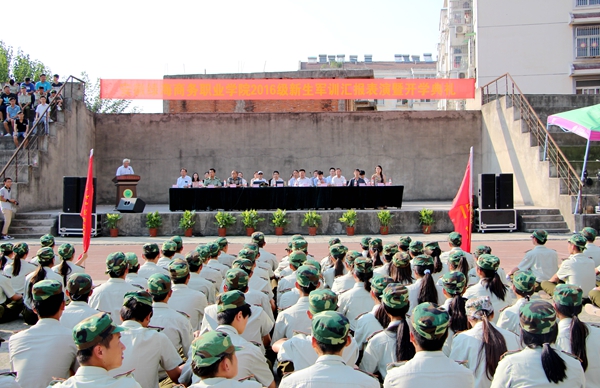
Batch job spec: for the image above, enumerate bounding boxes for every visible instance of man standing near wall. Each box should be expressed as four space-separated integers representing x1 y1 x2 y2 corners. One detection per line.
0 178 16 240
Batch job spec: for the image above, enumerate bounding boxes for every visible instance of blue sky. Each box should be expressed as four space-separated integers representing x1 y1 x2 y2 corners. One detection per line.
7 0 443 112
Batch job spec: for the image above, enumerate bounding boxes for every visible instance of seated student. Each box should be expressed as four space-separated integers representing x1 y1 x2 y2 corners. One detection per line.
3 242 36 295
23 247 63 325
12 111 28 147
0 242 13 272
3 97 20 136
168 259 208 331
439 271 468 356
50 312 141 387
170 235 186 260
354 275 394 351
185 250 216 304
439 232 475 268
507 230 560 288
9 280 77 388
406 254 446 313
157 240 178 269
338 258 376 331
497 270 536 336
52 243 85 287
60 273 99 330
0 257 22 323
322 244 348 290
124 252 147 290
138 243 170 279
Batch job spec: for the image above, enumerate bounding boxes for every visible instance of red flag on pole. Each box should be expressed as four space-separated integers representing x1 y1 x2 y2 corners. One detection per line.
80 149 94 256
448 147 473 252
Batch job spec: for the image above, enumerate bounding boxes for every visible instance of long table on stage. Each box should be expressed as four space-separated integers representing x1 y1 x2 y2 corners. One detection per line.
169 186 404 211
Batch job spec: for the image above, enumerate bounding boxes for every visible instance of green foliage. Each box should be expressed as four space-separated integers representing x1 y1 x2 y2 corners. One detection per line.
302 211 322 227
271 209 289 227
339 209 357 227
0 41 50 83
179 210 196 229
80 71 140 114
418 208 435 226
0 41 12 83
145 211 162 228
215 211 236 229
377 210 394 226
240 209 264 228
105 213 122 229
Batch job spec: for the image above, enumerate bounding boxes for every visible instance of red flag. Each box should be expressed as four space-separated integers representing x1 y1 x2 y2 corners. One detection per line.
80 149 94 255
448 147 473 252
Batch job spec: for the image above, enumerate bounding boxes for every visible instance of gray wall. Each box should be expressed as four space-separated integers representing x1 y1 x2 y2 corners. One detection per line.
94 111 482 205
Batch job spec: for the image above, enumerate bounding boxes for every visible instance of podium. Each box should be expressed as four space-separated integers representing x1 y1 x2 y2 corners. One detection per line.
112 175 140 207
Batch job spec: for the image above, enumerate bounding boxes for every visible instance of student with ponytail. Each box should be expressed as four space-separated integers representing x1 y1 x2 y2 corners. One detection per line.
424 241 445 282
445 250 471 283
323 243 348 289
361 284 415 379
497 270 536 336
3 242 35 295
491 300 585 387
553 284 600 387
355 275 394 350
375 243 398 276
23 247 63 324
407 254 446 313
320 237 341 271
360 237 372 258
52 243 84 287
451 296 520 388
0 242 13 271
464 254 511 323
338 257 375 331
440 271 469 355
331 249 360 294
389 251 413 285
369 238 384 268
397 236 411 253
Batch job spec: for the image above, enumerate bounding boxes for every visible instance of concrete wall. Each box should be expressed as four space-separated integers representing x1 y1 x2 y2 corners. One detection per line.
94 111 482 205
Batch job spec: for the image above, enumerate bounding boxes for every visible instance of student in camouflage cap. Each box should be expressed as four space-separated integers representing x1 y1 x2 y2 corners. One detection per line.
238 247 257 262
580 227 600 270
440 271 469 337
322 243 347 289
369 238 384 267
508 229 560 286
40 233 55 248
156 240 178 269
305 259 322 273
225 267 249 291
291 238 308 253
360 236 372 255
61 273 98 330
23 246 62 324
389 251 413 285
407 254 445 314
276 251 307 305
251 231 265 244
448 250 470 280
309 289 338 314
232 258 254 273
296 265 320 288
148 273 172 295
473 245 492 258
215 236 236 269
440 231 475 270
168 258 208 330
169 258 190 279
353 275 395 351
398 236 412 252
497 269 537 335
0 241 21 323
280 310 378 388
123 252 146 290
408 240 423 257
54 243 85 292
381 243 399 270
203 241 229 278
338 257 375 332
493 300 585 387
169 235 185 260
0 241 13 271
137 242 169 280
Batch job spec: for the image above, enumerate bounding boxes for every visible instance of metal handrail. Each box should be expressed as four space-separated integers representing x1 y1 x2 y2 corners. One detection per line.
481 73 582 201
0 75 86 181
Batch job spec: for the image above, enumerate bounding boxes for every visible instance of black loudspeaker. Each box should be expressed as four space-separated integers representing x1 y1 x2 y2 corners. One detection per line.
63 177 97 213
478 174 496 209
117 198 146 213
496 173 514 209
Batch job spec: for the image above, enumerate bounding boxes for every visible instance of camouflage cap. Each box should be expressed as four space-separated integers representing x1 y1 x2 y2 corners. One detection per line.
311 311 350 345
441 271 467 295
292 238 308 251
382 283 410 309
217 290 248 313
569 233 588 251
477 254 500 271
409 240 424 254
346 250 361 264
66 273 93 296
0 242 13 253
305 259 322 274
392 252 411 268
474 245 492 258
190 331 242 367
142 243 159 255
531 230 548 243
40 233 55 247
291 234 304 241
170 236 183 250
123 290 153 307
148 273 172 295
519 300 557 335
106 252 128 274
185 250 202 267
466 296 494 320
196 245 210 261
168 259 190 279
581 227 598 242
448 250 467 267
513 270 536 294
73 313 126 350
215 237 228 249
32 279 63 301
162 240 177 253
353 257 373 274
448 232 462 246
371 275 394 294
328 237 341 247
232 258 254 272
237 248 257 262
250 231 265 243
225 268 249 290
286 242 293 251
360 237 372 249
398 236 412 248
243 243 259 252
289 250 307 268
12 242 28 257
58 243 75 260
370 238 383 250
412 302 450 340
329 243 346 257
309 289 338 314
412 254 433 267
36 247 55 264
553 284 583 307
424 241 440 251
124 252 139 268
296 265 320 287
383 243 399 256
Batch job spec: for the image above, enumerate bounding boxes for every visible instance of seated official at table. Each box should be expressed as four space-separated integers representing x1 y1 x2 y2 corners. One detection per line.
203 168 222 187
360 169 369 184
238 172 248 186
191 172 203 188
227 170 243 187
252 171 268 186
331 168 347 186
294 169 313 187
315 170 327 186
270 170 285 186
288 170 299 187
348 169 366 186
371 165 387 185
116 158 134 176
177 168 192 188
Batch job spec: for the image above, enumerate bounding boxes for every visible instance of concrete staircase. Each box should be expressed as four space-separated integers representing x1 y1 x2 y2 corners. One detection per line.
7 213 56 239
518 209 570 234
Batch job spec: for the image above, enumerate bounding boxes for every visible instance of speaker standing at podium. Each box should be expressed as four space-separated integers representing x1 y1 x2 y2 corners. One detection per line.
116 158 134 176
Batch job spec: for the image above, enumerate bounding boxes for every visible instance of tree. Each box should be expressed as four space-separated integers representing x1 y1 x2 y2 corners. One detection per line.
11 49 51 82
0 41 12 83
80 71 140 114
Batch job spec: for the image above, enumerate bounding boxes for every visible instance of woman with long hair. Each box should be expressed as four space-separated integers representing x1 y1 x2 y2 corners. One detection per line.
497 270 536 336
23 247 63 324
440 270 469 355
191 172 203 188
491 301 585 387
374 243 397 275
52 243 84 287
406 254 446 313
398 236 411 253
3 242 35 294
445 250 471 282
360 237 372 258
338 258 375 331
354 275 394 350
371 165 387 185
463 254 511 323
553 284 600 386
331 250 360 294
369 238 384 268
424 241 445 282
323 243 347 289
450 296 520 388
388 252 413 285
360 284 415 379
320 237 341 271
0 242 13 271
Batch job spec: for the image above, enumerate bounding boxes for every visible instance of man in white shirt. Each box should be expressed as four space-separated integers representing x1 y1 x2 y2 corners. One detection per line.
60 273 99 330
294 169 313 187
270 170 285 186
330 168 347 186
507 229 560 287
252 171 268 186
288 170 299 187
34 94 50 134
115 158 134 176
0 177 17 240
177 168 192 188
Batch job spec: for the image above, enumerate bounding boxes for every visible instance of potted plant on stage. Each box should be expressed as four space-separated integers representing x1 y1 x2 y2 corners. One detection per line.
377 210 393 235
146 211 162 237
302 210 321 236
339 209 357 236
241 209 264 236
215 211 236 237
105 213 122 238
271 209 289 236
179 210 196 237
419 208 435 234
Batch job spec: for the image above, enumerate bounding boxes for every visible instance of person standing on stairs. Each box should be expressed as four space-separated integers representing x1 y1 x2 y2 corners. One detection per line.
0 178 17 240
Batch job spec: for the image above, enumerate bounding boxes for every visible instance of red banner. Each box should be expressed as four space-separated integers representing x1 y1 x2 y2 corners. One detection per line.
80 149 94 255
100 78 475 100
448 147 473 252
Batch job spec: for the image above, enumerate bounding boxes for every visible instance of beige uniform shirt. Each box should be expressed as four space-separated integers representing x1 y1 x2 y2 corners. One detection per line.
88 278 138 324
150 302 194 356
354 305 384 350
338 282 376 331
556 253 596 295
360 320 409 378
52 366 141 387
207 259 229 277
9 318 76 388
384 351 475 388
279 355 379 388
331 272 354 294
217 252 236 268
463 280 512 323
496 297 528 336
272 296 311 344
190 377 261 388
156 256 174 270
244 288 274 322
138 261 170 279
407 278 447 315
125 273 147 290
0 273 15 304
60 301 99 330
278 287 300 311
322 267 339 289
23 267 64 308
585 243 600 267
200 266 224 295
188 272 217 304
3 260 36 294
440 247 475 269
169 283 208 330
258 248 278 272
278 333 359 371
517 245 560 282
556 317 600 388
277 271 297 305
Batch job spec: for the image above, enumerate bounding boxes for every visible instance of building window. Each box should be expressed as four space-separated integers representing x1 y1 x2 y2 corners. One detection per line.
397 99 409 106
377 99 386 105
454 56 463 69
576 79 600 94
576 26 600 57
576 0 600 6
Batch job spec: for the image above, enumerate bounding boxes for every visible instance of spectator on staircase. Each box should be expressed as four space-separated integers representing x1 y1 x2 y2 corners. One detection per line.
35 74 52 92
12 111 29 148
20 77 35 95
17 85 34 123
3 98 20 136
35 95 50 135
51 74 63 93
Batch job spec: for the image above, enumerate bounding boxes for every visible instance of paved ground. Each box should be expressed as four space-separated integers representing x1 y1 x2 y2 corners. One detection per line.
0 231 596 372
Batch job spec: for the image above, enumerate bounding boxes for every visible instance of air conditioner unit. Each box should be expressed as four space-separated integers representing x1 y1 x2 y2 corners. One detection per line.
456 26 465 34
459 72 466 79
